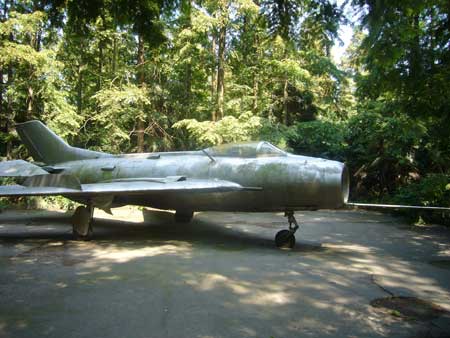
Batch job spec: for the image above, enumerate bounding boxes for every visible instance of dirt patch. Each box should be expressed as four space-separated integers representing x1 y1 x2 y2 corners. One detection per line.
370 296 448 321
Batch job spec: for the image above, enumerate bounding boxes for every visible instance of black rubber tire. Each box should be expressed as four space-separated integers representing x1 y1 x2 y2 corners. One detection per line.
174 211 194 223
275 230 295 248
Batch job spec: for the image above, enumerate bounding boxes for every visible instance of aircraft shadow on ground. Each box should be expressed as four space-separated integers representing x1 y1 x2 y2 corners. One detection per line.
0 209 324 253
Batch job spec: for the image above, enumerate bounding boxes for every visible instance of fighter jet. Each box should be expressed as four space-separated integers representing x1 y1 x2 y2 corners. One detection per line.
0 120 349 248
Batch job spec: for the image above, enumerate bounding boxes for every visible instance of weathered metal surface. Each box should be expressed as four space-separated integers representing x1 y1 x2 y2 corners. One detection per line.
16 121 112 164
0 185 80 196
0 160 48 177
1 120 350 212
23 174 81 190
0 178 255 197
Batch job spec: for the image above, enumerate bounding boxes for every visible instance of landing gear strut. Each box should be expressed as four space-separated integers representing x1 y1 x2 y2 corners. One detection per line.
275 211 299 249
72 204 93 240
174 210 194 223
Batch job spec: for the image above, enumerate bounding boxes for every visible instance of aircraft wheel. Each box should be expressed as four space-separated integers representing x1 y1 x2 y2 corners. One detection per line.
275 230 295 248
72 206 93 241
174 210 194 223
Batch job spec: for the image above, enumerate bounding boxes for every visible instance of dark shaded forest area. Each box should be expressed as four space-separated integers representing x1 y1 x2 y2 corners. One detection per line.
0 0 449 223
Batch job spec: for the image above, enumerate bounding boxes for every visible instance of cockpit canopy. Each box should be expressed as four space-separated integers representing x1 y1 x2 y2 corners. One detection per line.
205 141 287 158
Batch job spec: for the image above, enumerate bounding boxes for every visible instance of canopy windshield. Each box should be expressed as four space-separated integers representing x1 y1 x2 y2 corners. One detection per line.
205 142 287 158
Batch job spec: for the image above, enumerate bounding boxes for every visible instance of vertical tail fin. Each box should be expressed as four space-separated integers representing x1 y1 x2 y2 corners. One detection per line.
16 120 111 164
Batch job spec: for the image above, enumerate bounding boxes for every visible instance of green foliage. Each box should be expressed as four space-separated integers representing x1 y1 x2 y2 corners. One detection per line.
92 84 152 152
390 174 450 225
66 0 166 44
354 0 450 120
173 112 262 148
0 196 78 211
39 196 79 210
392 174 450 208
257 119 290 150
286 120 346 160
0 198 9 211
0 8 79 144
349 0 450 196
0 178 14 211
345 107 427 198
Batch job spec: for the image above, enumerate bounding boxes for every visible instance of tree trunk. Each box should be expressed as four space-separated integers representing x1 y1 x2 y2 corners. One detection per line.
98 43 103 91
3 0 13 158
0 68 3 132
211 35 217 121
112 36 117 74
269 92 274 120
183 0 192 112
251 29 260 115
410 15 421 79
26 86 33 120
6 60 13 159
35 27 42 52
185 61 192 109
24 16 39 121
216 24 226 120
0 1 5 138
252 75 258 114
283 78 289 125
77 64 83 115
136 34 146 153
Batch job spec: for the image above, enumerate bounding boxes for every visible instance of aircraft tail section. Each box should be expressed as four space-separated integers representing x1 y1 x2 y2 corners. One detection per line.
16 121 112 165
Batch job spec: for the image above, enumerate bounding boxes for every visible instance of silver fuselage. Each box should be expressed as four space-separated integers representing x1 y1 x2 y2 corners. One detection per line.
59 151 349 212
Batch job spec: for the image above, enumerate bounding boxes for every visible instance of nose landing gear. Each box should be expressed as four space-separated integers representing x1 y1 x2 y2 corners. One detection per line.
275 211 299 248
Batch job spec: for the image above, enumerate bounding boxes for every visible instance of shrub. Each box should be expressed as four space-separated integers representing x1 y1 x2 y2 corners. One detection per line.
286 120 346 160
345 110 426 199
390 174 450 225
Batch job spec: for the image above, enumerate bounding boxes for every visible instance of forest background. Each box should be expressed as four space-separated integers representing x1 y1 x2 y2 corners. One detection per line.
0 0 449 224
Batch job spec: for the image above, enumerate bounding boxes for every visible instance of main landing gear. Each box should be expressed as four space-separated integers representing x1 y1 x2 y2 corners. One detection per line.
174 210 194 223
72 204 94 240
275 211 299 249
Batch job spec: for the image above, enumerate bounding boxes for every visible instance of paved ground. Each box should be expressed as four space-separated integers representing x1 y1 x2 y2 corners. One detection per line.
0 207 450 338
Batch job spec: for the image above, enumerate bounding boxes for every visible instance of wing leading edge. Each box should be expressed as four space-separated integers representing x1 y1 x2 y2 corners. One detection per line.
0 174 261 198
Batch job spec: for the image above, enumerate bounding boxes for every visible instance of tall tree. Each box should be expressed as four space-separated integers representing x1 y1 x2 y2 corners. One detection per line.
261 0 301 125
352 0 450 172
64 0 166 151
215 0 227 121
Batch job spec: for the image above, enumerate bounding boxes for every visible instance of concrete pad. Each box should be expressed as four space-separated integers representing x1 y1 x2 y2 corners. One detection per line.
0 208 450 338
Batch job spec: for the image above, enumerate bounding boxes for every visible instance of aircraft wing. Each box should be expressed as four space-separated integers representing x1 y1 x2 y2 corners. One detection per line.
0 174 261 197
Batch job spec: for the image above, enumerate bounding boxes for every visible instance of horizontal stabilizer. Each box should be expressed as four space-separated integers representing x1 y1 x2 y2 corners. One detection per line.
0 185 80 196
0 160 48 177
